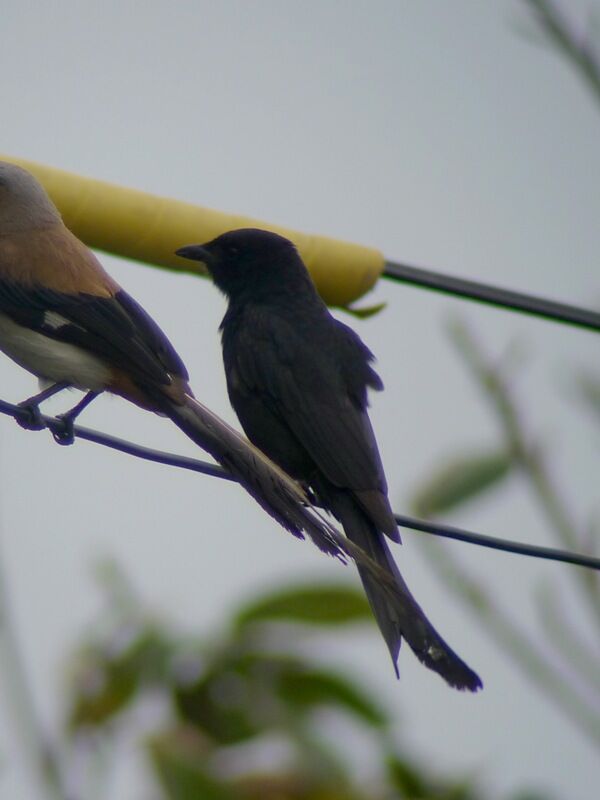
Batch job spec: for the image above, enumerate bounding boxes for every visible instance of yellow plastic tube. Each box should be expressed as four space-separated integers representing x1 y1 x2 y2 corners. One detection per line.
1 155 385 307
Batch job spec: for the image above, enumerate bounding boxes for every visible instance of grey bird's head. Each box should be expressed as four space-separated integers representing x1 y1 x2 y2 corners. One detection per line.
175 228 311 300
0 161 62 234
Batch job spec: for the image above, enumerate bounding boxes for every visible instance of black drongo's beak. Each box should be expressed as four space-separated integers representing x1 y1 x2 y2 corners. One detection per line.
175 244 214 265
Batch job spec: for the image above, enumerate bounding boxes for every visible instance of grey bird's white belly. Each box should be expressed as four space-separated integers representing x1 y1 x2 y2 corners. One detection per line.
0 312 111 391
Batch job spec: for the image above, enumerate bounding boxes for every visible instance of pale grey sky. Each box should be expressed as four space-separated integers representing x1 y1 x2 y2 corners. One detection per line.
0 2 598 798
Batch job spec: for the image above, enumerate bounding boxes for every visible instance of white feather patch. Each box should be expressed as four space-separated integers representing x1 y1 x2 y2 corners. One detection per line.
43 311 72 330
0 313 111 391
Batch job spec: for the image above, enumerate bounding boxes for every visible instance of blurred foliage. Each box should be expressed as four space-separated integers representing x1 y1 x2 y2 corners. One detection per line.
386 756 480 800
522 0 600 105
408 320 600 747
411 448 515 518
57 566 546 800
234 584 373 629
577 372 600 423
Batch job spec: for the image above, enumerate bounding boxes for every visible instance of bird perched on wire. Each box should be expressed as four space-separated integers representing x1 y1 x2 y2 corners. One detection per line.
0 161 378 565
176 228 482 691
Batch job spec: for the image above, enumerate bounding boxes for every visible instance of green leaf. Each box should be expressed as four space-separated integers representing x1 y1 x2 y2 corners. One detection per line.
233 773 361 800
147 728 235 800
342 301 387 319
235 584 372 629
410 448 514 518
175 668 262 746
278 667 387 728
175 652 303 745
386 756 429 798
68 642 141 729
67 626 169 730
509 794 552 800
386 756 481 800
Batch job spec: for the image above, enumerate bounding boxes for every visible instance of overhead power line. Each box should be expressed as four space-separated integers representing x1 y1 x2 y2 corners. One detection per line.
1 398 597 573
393 514 598 570
383 260 600 333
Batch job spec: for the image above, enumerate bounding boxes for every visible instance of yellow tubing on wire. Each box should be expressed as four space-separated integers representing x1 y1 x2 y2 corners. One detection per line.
1 155 385 307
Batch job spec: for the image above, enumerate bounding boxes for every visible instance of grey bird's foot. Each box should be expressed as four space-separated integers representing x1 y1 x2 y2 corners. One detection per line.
15 382 70 432
52 414 75 446
15 401 46 431
51 391 99 446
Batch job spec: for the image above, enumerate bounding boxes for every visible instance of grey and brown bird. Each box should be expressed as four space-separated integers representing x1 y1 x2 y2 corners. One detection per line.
176 228 482 691
0 162 371 562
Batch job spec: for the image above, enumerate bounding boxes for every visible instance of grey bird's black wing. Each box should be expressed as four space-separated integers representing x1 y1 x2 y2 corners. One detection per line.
0 279 188 387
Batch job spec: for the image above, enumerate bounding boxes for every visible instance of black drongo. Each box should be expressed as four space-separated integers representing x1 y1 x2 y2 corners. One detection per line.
177 229 481 691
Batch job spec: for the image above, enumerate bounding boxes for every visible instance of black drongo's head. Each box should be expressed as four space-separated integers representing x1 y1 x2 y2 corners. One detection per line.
176 228 312 301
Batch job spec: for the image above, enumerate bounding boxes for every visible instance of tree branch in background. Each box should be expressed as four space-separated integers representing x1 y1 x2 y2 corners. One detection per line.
524 0 600 105
535 582 600 695
448 319 600 626
417 537 600 746
409 319 600 746
0 536 67 800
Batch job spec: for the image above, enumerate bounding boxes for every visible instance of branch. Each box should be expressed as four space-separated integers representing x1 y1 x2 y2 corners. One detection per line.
0 539 68 799
419 537 600 745
448 320 600 627
524 0 600 105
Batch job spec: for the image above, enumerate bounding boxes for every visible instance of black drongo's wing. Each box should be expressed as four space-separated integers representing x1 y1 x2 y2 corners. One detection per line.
223 306 387 496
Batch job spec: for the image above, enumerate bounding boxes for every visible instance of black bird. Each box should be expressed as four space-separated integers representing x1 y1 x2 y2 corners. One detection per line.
176 229 482 691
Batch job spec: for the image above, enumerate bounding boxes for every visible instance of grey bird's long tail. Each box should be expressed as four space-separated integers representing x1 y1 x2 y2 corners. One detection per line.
324 487 482 692
163 396 410 587
166 395 339 550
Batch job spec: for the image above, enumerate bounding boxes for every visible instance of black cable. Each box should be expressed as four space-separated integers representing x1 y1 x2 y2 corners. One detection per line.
393 514 599 570
1 398 597 572
383 260 600 333
0 398 232 480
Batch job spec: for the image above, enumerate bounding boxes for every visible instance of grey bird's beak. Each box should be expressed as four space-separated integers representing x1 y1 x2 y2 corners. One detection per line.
175 244 214 265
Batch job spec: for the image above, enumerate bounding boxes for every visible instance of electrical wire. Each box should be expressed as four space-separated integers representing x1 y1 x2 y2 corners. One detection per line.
383 260 600 333
1 398 597 572
393 514 598 569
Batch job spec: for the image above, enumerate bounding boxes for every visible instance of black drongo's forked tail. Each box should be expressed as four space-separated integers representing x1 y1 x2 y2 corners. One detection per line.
325 488 482 692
